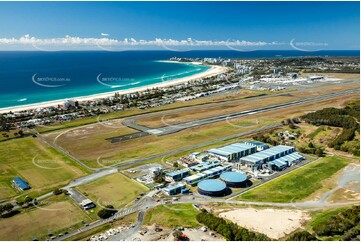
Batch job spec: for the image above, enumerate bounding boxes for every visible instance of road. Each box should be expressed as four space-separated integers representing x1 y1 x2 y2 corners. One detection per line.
34 89 359 206
58 196 156 241
122 89 359 135
35 123 282 201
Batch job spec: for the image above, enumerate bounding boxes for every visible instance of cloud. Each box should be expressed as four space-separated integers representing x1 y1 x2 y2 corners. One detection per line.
0 35 285 50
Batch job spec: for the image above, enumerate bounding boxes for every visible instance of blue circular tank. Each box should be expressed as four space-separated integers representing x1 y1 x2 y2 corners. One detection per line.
198 179 227 196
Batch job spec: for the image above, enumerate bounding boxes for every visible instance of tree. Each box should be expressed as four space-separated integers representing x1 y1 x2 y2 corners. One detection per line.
0 203 14 214
153 173 164 183
173 230 183 240
287 230 318 241
173 161 179 168
53 188 63 195
315 148 324 157
24 196 33 204
97 205 117 219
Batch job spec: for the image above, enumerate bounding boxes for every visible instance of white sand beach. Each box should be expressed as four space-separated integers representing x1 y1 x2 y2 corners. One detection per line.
219 208 311 239
0 63 228 114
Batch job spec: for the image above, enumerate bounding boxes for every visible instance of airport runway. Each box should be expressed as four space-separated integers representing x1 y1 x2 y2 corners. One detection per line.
122 89 359 136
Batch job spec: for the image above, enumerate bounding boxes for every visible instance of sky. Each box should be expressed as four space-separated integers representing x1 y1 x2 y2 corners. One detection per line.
0 1 359 50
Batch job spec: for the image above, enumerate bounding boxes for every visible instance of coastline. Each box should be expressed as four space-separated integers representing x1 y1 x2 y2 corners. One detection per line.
0 62 228 114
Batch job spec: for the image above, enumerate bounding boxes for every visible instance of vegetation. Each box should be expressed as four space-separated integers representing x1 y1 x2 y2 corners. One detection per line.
97 205 117 219
0 137 88 200
0 203 16 218
286 231 318 241
196 211 270 241
143 204 200 228
312 206 359 240
153 173 165 183
301 100 360 155
237 156 350 202
0 199 91 241
77 173 148 210
297 142 325 157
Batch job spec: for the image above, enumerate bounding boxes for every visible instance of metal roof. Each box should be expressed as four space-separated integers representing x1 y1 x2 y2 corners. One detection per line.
244 141 269 147
198 179 227 192
241 145 295 163
164 183 186 192
166 168 189 177
208 142 255 157
13 177 30 190
183 173 207 182
220 172 247 183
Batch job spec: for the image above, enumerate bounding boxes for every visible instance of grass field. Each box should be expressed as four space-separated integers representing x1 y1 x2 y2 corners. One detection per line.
36 89 268 133
235 156 352 203
0 137 89 201
0 196 91 241
77 173 148 209
143 204 200 228
43 92 358 169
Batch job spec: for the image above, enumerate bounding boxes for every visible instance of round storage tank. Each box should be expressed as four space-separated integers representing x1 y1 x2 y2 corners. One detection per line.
220 172 248 187
198 179 227 196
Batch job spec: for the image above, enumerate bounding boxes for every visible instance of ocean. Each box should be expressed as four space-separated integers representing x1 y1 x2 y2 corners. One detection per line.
0 50 359 109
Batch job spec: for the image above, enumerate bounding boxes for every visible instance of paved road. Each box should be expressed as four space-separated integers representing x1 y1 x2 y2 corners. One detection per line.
58 196 156 241
122 89 359 135
108 210 146 241
58 160 360 241
34 123 282 203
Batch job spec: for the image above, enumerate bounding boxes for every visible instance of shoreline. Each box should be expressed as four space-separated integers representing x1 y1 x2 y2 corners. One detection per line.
0 62 229 114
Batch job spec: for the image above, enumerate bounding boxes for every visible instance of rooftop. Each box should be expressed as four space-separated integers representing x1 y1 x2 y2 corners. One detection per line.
220 171 247 183
241 145 295 163
166 168 189 177
13 177 30 190
198 179 227 192
208 142 255 156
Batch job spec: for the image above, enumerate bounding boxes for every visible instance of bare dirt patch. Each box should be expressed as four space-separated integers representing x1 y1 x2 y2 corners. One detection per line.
219 208 311 240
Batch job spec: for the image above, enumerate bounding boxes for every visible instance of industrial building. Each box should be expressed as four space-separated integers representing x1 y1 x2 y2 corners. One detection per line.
238 145 298 170
198 179 227 196
12 177 30 190
243 141 269 151
190 160 221 172
183 165 232 186
163 183 189 196
183 173 208 186
220 172 248 187
79 199 96 210
165 168 190 182
268 152 304 171
207 142 257 162
201 165 232 179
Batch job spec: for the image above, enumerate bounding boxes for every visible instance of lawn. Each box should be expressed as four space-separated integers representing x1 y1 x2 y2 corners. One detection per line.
0 137 89 201
77 173 148 209
143 204 200 228
236 156 351 203
0 197 91 241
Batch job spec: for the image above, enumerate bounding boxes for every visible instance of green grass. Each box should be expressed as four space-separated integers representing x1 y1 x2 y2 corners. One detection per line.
143 204 200 228
36 89 269 133
309 207 348 229
0 195 92 241
77 173 148 210
0 137 89 201
306 126 326 139
236 156 351 203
